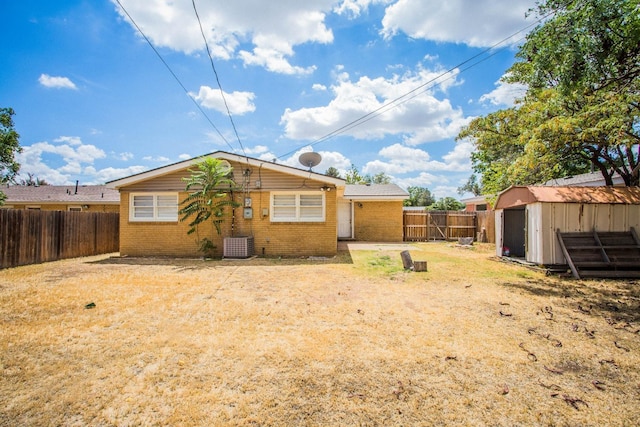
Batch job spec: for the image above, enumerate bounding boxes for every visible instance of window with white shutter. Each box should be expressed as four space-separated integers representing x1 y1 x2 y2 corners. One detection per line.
129 193 178 221
271 192 325 222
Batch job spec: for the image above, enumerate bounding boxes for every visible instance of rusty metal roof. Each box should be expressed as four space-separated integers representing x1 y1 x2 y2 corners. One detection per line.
495 186 640 209
2 185 120 204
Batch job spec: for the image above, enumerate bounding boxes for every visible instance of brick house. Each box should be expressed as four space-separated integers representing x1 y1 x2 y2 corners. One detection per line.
106 151 408 258
341 184 408 242
0 184 120 213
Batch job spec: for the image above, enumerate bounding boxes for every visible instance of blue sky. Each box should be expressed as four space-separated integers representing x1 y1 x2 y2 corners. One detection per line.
2 0 534 198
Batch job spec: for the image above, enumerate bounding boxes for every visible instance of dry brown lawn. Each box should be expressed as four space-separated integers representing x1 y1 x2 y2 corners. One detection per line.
1 242 639 426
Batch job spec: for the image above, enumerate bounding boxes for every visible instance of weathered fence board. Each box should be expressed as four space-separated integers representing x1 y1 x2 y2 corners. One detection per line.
0 209 119 269
403 210 495 242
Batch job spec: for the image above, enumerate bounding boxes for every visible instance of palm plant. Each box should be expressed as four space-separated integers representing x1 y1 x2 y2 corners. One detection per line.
179 157 239 256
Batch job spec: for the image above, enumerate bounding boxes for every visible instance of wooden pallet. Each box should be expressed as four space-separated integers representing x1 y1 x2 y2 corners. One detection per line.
556 228 640 279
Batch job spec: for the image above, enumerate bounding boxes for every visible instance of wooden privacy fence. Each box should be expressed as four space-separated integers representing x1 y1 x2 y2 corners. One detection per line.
403 210 495 243
0 209 119 269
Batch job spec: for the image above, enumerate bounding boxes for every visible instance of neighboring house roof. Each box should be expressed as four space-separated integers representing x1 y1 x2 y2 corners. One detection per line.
460 195 488 205
343 184 409 201
106 151 345 189
1 184 120 205
495 186 640 210
544 171 625 186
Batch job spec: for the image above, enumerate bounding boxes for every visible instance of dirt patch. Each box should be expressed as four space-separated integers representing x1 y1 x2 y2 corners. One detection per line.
1 243 639 426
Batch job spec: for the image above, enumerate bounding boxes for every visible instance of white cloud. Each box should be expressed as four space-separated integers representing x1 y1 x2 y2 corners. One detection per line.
142 155 171 162
312 83 327 91
333 0 393 18
362 140 472 181
242 145 270 155
278 148 351 175
479 78 528 106
178 153 192 160
381 0 533 47
14 137 127 185
395 171 442 189
83 165 149 183
118 152 134 161
191 86 256 115
239 48 317 75
112 0 335 75
281 66 468 144
38 74 78 90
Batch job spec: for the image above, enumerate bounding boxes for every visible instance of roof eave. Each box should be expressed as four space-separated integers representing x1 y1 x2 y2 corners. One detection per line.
344 195 408 201
106 151 345 189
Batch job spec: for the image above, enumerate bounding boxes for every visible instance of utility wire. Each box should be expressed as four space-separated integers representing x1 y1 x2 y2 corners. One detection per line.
311 34 526 147
191 0 248 159
114 0 236 153
277 12 552 160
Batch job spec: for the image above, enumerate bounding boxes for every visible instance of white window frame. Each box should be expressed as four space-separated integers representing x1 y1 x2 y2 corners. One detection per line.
129 193 178 222
270 191 325 222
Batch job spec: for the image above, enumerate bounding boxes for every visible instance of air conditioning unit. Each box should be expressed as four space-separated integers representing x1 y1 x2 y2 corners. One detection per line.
223 236 255 258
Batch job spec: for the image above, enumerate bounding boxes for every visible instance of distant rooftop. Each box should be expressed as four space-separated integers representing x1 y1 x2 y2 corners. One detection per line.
544 171 624 187
343 184 408 200
2 184 120 204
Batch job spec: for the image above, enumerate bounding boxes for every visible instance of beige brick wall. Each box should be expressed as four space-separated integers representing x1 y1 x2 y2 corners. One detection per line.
353 201 404 242
119 190 338 258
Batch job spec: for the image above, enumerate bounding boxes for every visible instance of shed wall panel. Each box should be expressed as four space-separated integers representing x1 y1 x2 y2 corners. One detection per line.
495 209 503 257
527 203 544 264
538 203 640 265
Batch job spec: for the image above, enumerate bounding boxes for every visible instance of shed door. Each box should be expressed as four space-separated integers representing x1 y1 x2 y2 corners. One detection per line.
337 199 353 239
503 207 526 257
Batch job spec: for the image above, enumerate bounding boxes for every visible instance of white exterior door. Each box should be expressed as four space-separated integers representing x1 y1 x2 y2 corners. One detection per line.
337 199 353 239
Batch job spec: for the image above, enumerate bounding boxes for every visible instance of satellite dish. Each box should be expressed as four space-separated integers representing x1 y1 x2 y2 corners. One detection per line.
298 152 322 171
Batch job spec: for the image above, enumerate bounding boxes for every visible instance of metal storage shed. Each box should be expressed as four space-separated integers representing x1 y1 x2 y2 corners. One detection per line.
494 186 640 269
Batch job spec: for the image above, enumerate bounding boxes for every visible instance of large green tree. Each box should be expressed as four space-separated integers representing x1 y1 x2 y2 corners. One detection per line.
460 0 640 192
1 108 22 204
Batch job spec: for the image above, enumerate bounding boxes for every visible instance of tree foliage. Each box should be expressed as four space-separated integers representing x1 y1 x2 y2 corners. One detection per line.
428 197 465 211
0 107 22 204
179 158 240 255
345 164 367 184
324 166 341 178
459 0 640 192
457 174 482 196
404 186 435 207
369 172 392 184
19 173 49 186
345 164 393 185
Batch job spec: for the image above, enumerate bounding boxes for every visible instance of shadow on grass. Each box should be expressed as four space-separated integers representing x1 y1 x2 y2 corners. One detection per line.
89 250 354 269
503 278 640 323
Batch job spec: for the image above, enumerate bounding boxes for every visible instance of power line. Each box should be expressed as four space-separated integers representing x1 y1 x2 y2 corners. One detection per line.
113 0 236 153
276 12 551 160
191 0 247 159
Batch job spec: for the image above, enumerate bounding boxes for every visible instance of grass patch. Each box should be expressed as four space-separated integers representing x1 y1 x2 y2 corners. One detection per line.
1 242 639 425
